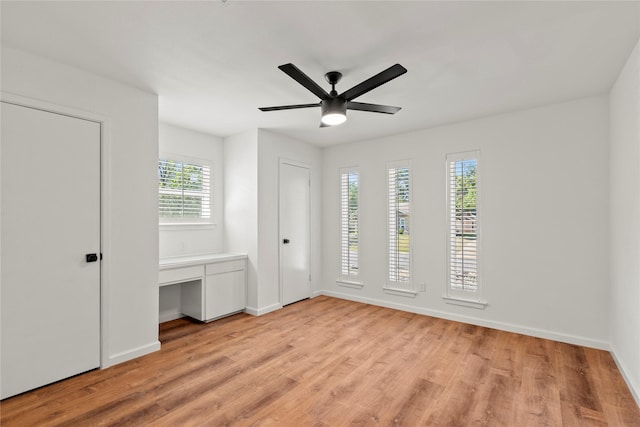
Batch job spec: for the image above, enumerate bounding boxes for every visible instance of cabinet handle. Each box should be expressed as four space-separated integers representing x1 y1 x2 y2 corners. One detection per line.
283 239 290 244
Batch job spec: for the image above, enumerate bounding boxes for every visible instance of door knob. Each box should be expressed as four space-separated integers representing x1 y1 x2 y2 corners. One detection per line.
283 239 290 244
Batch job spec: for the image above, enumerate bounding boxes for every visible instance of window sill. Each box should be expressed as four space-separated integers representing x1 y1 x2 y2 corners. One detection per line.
160 223 217 231
336 279 364 289
442 296 487 310
383 287 417 298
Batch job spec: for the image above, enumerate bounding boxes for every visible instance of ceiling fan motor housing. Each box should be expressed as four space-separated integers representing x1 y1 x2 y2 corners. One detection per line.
321 97 347 125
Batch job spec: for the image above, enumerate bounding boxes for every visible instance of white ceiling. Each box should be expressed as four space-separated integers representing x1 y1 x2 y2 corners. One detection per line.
2 1 639 147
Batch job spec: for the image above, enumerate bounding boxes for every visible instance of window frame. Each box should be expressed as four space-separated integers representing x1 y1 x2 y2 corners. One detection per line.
158 153 213 226
444 150 485 308
386 159 413 293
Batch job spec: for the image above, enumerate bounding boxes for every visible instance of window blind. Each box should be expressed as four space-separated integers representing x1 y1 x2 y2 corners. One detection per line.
340 169 359 277
388 163 411 287
158 158 211 222
447 154 478 293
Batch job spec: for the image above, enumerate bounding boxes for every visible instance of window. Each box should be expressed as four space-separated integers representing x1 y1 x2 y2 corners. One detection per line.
446 151 481 302
387 160 412 290
158 157 211 223
340 168 359 280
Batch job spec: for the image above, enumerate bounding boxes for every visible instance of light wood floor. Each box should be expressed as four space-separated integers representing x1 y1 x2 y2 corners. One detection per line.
2 296 639 426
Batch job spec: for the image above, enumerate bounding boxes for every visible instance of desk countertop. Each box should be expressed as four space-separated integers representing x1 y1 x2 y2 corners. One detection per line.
159 253 247 270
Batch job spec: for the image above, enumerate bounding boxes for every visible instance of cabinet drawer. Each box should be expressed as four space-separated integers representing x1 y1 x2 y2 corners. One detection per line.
159 265 204 286
205 260 245 276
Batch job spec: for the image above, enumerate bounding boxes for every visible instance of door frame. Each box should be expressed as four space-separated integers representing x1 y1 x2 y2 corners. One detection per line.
1 91 112 368
278 158 312 306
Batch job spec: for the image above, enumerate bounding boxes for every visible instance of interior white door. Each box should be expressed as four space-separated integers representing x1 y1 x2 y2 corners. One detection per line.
1 102 101 399
279 162 311 306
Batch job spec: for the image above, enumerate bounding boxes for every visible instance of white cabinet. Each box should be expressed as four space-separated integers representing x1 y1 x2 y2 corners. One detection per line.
178 258 246 322
205 270 245 320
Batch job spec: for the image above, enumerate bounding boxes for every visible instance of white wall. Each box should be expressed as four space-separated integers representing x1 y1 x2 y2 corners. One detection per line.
322 96 610 349
610 39 640 403
224 130 259 309
256 129 323 313
159 123 225 258
223 129 321 315
1 47 160 365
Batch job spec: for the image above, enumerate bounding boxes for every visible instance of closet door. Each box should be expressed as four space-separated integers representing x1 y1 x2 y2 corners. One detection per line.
1 102 101 399
279 161 311 306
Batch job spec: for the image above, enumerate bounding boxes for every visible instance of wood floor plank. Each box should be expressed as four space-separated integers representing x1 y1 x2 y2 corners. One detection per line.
514 360 563 425
556 342 604 413
471 373 520 426
560 400 609 427
584 346 640 423
387 378 445 426
1 296 638 426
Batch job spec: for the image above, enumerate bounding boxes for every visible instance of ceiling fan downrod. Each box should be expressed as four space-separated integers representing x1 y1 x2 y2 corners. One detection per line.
325 71 342 97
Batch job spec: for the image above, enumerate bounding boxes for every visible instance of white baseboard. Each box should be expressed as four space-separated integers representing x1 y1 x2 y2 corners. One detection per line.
610 344 640 407
244 302 282 316
159 311 185 323
103 341 161 368
319 290 609 350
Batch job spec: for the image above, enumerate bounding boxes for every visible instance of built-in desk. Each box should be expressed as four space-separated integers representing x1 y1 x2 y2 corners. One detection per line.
159 253 247 322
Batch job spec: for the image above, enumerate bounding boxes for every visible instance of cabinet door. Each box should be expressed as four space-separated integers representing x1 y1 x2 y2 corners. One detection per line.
204 270 246 321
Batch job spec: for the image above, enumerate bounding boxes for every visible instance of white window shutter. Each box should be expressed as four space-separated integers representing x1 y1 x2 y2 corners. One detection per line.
340 169 359 278
159 158 211 223
446 151 480 298
387 161 411 289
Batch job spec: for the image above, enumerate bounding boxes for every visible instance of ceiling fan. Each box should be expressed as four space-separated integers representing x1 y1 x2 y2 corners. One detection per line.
259 63 407 127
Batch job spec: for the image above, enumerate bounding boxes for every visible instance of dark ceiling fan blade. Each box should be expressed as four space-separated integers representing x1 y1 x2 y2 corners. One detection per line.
278 63 330 100
340 64 407 101
259 103 320 112
346 101 401 114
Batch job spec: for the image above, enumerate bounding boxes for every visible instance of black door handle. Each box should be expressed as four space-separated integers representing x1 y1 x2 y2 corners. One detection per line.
86 253 98 263
283 239 290 244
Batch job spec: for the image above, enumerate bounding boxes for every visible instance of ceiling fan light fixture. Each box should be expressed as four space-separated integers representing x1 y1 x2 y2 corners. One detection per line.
321 113 347 126
321 98 347 126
